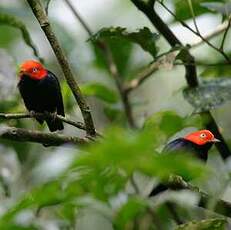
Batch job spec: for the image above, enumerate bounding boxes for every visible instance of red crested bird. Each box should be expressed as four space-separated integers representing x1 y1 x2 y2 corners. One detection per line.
149 129 220 196
18 60 65 132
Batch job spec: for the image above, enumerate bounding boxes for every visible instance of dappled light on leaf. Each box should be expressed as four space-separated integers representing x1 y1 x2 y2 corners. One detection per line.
183 78 231 112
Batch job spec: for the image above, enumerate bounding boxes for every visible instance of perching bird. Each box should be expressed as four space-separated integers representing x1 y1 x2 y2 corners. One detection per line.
18 60 65 132
149 129 220 196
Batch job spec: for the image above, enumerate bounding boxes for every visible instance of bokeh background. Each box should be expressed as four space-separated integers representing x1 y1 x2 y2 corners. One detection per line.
0 0 231 229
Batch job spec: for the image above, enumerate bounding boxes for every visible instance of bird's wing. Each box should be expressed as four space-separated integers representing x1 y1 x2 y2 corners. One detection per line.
162 138 188 153
46 71 65 116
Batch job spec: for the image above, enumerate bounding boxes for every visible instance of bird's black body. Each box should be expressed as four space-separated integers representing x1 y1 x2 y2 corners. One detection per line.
163 138 213 161
149 138 213 197
18 71 65 132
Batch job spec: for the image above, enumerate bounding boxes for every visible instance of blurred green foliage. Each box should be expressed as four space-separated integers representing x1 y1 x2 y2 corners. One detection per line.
0 0 230 229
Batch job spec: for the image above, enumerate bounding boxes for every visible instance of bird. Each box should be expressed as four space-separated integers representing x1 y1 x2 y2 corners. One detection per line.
149 129 220 196
18 60 65 132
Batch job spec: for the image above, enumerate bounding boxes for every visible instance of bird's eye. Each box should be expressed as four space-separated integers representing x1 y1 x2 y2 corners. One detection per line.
32 68 38 73
200 133 206 138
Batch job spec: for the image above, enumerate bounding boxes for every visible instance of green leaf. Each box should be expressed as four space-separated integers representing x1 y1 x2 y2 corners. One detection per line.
103 105 126 123
144 111 186 146
176 218 227 230
173 0 219 21
0 13 43 62
183 78 231 112
201 64 231 78
92 38 133 77
80 82 119 103
115 197 148 230
90 27 159 58
71 127 206 199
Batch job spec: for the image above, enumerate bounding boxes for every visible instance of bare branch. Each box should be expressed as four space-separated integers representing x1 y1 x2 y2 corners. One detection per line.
157 0 231 64
125 64 158 94
165 175 231 218
0 127 88 146
191 19 231 48
125 19 231 92
220 17 231 51
0 112 85 130
64 0 136 128
26 0 96 137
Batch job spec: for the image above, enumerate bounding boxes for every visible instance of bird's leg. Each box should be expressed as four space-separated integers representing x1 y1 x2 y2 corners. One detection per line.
29 110 36 118
44 111 57 121
52 111 58 122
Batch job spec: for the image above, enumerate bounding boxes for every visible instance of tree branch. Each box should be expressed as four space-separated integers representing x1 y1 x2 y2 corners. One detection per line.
0 127 88 146
64 0 136 128
165 175 231 218
0 112 102 137
125 18 231 92
26 0 96 137
131 0 198 88
0 112 85 130
158 0 231 64
130 0 231 159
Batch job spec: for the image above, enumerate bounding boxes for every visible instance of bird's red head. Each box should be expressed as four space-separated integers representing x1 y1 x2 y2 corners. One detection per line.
184 130 220 146
19 60 47 80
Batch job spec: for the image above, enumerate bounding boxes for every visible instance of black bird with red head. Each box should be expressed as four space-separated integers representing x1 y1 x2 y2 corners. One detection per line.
18 60 65 132
150 129 220 196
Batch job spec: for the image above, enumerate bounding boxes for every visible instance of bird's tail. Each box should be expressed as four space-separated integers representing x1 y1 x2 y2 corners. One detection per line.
46 118 64 132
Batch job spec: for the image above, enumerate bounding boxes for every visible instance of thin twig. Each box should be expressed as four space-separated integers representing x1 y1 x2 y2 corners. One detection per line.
0 127 88 146
187 0 200 34
0 112 85 130
220 17 231 51
158 0 231 64
125 19 231 92
191 19 231 48
124 60 159 93
103 45 136 128
64 0 136 128
165 175 231 218
0 112 102 137
26 0 96 137
64 0 93 35
131 0 198 87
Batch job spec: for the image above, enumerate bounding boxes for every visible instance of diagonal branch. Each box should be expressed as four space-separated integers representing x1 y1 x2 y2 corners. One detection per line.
26 0 96 137
64 0 136 128
0 127 88 146
164 175 231 218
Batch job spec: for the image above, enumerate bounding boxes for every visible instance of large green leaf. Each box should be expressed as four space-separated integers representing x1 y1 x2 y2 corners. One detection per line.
114 197 148 230
90 27 159 58
201 64 231 78
92 38 133 77
80 82 119 103
183 78 231 112
72 127 206 199
143 111 202 146
0 13 42 62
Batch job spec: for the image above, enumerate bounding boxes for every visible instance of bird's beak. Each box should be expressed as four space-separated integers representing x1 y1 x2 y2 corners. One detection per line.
211 138 221 143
